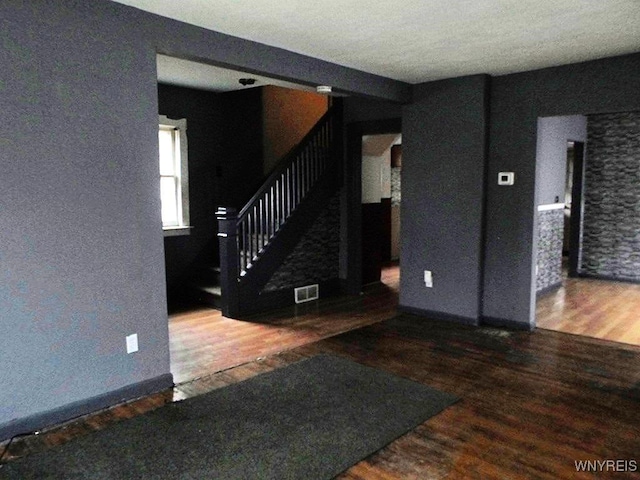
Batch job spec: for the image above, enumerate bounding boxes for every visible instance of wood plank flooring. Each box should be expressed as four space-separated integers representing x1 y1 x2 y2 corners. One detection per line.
169 264 400 384
3 264 640 479
537 274 640 346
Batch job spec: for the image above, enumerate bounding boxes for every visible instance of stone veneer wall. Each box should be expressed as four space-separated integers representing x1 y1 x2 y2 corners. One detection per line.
581 111 640 281
391 167 401 206
262 193 340 292
537 208 564 292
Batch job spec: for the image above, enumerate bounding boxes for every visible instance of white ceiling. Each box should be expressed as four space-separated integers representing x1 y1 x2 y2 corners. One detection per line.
117 0 640 85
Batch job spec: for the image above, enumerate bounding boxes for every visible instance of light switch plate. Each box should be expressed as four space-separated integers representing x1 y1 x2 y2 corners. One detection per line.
424 270 433 288
126 333 138 354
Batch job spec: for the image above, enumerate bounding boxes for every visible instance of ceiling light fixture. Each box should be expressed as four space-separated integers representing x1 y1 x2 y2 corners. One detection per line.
316 85 332 94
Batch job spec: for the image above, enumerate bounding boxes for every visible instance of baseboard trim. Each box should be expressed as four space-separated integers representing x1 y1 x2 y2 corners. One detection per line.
536 281 563 297
398 305 479 326
482 316 533 331
576 272 640 285
0 373 173 442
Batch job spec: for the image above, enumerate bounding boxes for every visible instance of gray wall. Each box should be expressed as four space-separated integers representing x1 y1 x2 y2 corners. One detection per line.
400 75 489 322
581 111 640 281
484 53 640 328
344 97 404 124
536 115 587 205
0 1 170 433
0 0 409 438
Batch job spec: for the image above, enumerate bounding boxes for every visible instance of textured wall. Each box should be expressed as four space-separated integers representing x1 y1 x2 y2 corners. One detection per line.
0 1 171 434
158 84 223 293
485 53 640 328
0 0 409 438
536 115 587 205
391 168 401 206
262 194 340 292
581 111 640 281
536 208 564 291
262 86 328 174
400 75 489 322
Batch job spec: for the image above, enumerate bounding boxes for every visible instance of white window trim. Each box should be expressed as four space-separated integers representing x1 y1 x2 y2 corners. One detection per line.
159 115 191 237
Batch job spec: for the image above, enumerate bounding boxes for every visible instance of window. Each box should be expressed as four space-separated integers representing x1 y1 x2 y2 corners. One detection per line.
159 115 190 236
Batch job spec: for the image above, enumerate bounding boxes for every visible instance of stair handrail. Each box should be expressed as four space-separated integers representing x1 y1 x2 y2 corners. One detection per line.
238 106 337 220
230 105 340 277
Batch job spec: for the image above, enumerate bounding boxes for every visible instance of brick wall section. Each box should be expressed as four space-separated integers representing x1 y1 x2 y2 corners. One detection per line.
262 193 340 292
537 209 564 292
581 112 640 281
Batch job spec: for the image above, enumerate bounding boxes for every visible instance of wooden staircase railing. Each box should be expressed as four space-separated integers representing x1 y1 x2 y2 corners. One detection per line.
216 105 342 317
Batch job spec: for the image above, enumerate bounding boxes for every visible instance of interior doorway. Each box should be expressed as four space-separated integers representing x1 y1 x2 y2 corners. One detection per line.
535 113 640 347
361 134 402 286
156 55 348 383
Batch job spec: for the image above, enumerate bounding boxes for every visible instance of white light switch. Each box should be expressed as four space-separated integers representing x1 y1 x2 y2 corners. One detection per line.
424 270 433 288
126 333 138 354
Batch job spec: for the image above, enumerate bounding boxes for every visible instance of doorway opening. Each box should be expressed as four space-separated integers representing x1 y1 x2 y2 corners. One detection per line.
361 134 402 289
157 56 394 384
535 112 640 347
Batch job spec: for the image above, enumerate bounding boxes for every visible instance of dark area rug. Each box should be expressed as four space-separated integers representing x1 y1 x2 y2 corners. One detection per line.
0 355 458 479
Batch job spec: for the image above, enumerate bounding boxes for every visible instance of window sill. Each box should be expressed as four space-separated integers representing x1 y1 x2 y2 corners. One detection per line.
163 226 193 237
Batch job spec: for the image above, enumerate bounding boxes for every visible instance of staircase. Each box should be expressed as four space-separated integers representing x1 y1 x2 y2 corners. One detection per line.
208 104 343 318
190 265 222 308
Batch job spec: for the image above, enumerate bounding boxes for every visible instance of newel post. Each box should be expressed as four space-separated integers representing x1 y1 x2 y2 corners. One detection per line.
216 207 240 318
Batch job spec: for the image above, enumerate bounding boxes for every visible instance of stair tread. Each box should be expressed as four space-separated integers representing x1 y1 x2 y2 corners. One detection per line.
195 284 222 297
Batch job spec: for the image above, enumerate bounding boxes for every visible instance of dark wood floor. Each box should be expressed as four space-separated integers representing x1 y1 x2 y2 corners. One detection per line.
169 264 400 384
3 266 640 478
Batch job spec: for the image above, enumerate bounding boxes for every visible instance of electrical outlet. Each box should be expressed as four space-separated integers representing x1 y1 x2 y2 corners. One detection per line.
424 270 433 288
126 333 138 354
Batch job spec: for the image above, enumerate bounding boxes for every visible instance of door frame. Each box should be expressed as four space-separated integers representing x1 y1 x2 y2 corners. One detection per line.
567 141 586 277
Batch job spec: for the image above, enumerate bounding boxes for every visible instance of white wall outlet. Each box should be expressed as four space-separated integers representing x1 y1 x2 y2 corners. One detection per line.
126 333 138 354
424 270 433 288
